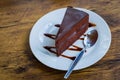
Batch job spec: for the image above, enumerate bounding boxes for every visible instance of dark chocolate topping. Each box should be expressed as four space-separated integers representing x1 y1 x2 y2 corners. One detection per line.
44 33 56 39
55 24 61 27
55 7 89 56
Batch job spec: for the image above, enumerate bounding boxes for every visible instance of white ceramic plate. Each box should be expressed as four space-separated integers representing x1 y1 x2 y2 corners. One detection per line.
29 8 111 71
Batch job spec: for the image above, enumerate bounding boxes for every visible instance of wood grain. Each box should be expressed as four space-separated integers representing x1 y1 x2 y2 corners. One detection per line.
0 0 120 80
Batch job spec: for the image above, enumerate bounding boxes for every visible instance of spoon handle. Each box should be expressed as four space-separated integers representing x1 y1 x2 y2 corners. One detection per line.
64 49 85 79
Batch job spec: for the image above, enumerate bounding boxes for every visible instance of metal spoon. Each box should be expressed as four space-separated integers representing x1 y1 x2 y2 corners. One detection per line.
64 29 98 79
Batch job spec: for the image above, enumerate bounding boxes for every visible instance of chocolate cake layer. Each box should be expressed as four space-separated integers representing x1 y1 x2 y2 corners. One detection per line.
55 7 89 56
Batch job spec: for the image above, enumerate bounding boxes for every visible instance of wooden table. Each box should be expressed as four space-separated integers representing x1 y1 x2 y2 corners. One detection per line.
0 0 120 80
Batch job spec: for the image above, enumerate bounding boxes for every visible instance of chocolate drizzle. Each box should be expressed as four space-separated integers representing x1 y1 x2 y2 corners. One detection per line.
43 45 82 60
44 33 56 39
61 55 76 60
55 24 61 27
79 38 84 40
89 22 96 27
44 46 57 54
44 45 82 54
68 45 82 51
83 34 87 36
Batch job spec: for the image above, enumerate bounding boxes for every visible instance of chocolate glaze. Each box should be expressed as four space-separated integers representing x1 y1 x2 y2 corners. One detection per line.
61 54 76 60
55 7 89 56
55 24 61 27
44 33 56 39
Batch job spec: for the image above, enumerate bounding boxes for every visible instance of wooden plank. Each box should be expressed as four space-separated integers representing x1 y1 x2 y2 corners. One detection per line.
0 0 120 80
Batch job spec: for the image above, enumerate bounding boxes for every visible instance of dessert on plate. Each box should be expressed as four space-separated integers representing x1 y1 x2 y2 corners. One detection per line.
55 7 89 56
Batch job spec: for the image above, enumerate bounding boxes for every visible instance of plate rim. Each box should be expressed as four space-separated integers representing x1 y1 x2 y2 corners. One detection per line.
29 7 111 71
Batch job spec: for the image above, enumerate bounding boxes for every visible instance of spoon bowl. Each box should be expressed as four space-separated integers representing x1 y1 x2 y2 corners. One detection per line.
84 30 98 48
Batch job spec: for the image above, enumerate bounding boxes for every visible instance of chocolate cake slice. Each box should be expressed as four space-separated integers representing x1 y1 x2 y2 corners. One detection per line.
55 7 89 56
